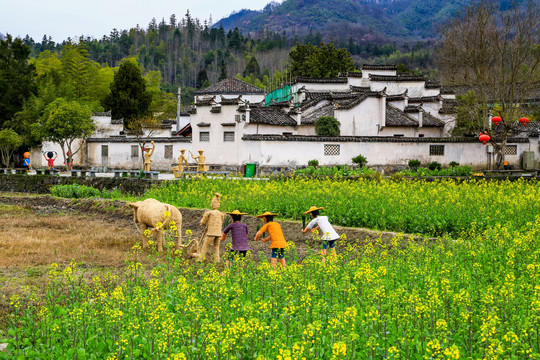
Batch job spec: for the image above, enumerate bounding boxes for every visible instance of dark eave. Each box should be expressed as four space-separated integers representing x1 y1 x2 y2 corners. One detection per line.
242 134 529 143
362 64 397 71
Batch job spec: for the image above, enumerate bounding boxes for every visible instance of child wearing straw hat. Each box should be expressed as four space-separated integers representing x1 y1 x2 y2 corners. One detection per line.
220 210 250 269
254 211 287 269
302 206 340 261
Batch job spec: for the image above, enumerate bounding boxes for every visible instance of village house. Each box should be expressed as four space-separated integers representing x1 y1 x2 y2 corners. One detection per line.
35 65 538 171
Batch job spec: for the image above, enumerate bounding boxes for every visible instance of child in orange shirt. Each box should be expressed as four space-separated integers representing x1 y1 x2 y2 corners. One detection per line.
254 211 287 269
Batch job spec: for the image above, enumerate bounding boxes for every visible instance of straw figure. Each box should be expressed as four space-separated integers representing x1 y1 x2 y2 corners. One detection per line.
193 193 225 262
190 149 207 172
129 198 184 252
172 149 190 178
143 141 155 171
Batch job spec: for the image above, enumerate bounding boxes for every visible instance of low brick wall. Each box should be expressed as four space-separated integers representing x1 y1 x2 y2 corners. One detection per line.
0 174 160 195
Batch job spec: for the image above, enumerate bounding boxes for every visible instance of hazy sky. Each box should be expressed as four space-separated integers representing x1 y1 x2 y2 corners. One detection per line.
0 0 275 42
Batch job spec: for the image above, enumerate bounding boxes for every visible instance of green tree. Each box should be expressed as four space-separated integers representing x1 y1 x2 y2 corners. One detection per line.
243 56 260 78
0 128 23 167
104 58 152 128
0 35 36 128
34 98 95 168
289 43 355 78
315 116 340 136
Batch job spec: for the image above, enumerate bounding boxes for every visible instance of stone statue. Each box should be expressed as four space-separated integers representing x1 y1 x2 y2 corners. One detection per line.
193 193 225 262
129 198 184 252
172 149 190 178
143 141 155 171
190 149 207 172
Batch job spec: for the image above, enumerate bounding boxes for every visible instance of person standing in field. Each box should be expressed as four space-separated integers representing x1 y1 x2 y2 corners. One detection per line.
254 211 287 269
302 206 340 262
220 210 250 269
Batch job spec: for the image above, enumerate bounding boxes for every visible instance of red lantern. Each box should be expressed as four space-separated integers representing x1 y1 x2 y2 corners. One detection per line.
142 147 146 152
479 133 490 145
519 117 529 126
491 116 502 126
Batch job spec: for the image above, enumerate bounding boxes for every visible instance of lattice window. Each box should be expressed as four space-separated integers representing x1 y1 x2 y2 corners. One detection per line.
504 145 517 155
223 131 235 142
164 145 173 159
324 144 340 156
429 145 444 156
101 145 109 157
200 131 210 142
131 145 139 158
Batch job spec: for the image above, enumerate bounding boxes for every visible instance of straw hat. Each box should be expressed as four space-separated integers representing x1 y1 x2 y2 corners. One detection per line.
256 211 278 218
304 206 324 214
226 210 248 215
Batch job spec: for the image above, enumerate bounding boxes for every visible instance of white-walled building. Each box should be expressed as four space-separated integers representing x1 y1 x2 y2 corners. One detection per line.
35 68 539 170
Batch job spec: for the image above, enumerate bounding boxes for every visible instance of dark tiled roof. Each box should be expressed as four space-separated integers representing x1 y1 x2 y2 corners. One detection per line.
404 105 421 113
197 122 211 127
370 74 426 82
194 77 264 95
350 85 371 92
221 123 236 127
250 108 297 126
362 64 397 71
425 82 441 89
111 119 123 125
93 111 112 116
301 104 334 125
334 94 370 110
195 96 216 106
338 71 363 77
385 104 418 127
422 112 445 127
296 77 348 84
242 134 529 143
87 136 191 143
408 96 441 103
386 92 407 101
220 96 242 105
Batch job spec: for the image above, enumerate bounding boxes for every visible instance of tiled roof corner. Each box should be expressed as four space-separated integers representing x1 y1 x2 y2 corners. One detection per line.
194 77 264 95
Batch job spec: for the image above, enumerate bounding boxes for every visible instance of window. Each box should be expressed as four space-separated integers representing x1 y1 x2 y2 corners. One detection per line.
418 134 425 138
164 145 173 159
393 134 404 137
223 131 235 142
200 131 210 142
131 145 139 158
429 145 444 156
101 145 109 157
504 145 517 155
324 144 340 156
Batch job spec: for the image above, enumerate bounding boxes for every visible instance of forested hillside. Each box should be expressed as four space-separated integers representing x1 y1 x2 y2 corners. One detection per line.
217 0 522 41
16 9 438 101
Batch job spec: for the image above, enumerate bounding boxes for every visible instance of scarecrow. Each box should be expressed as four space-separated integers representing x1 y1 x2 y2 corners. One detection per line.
193 193 225 262
143 141 155 171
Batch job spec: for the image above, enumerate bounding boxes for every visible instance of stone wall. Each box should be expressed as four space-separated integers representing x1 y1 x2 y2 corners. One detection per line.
0 174 159 195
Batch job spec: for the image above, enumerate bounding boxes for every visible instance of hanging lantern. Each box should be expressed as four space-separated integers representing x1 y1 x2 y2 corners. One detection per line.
479 133 490 145
142 147 146 152
519 117 529 126
491 116 502 126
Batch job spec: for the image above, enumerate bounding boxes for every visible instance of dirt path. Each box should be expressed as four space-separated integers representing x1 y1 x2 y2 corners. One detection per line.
0 193 426 265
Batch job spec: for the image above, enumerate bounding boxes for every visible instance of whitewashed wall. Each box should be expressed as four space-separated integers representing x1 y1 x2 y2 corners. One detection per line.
241 138 539 168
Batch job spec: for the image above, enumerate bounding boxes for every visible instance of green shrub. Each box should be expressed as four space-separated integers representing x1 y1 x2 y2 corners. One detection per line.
449 161 460 168
315 116 340 136
352 154 368 167
408 159 421 169
50 184 121 199
427 161 442 171
307 159 319 167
